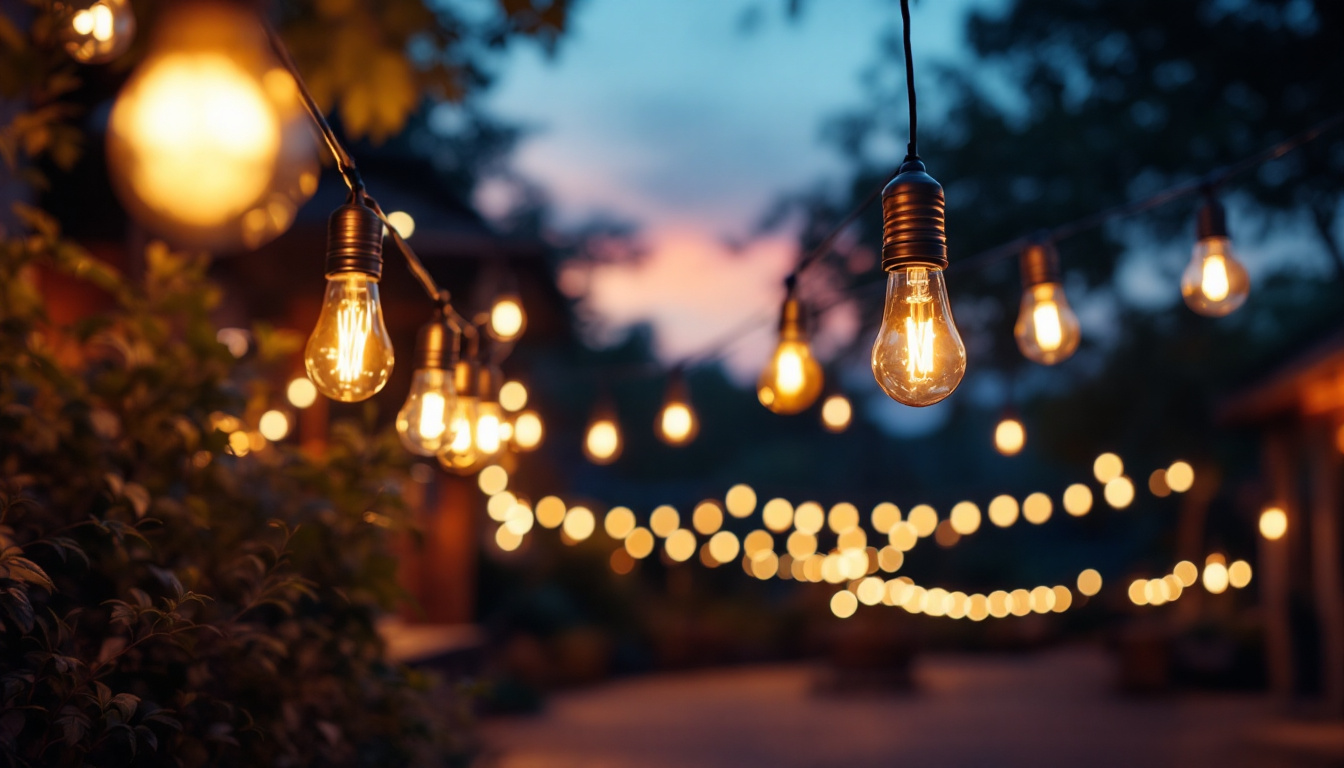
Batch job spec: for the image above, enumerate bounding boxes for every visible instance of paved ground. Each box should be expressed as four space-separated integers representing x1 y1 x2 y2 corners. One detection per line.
480 647 1343 768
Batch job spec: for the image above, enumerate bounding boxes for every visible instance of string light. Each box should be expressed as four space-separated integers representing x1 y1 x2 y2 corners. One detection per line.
757 286 824 414
499 381 528 412
1014 240 1081 365
820 394 853 432
258 409 290 441
473 364 506 459
488 293 527 343
286 377 317 409
583 401 623 465
396 319 458 455
510 410 544 451
1259 506 1288 540
437 360 481 474
656 370 699 446
869 0 965 407
64 0 135 63
1182 191 1250 317
994 416 1026 456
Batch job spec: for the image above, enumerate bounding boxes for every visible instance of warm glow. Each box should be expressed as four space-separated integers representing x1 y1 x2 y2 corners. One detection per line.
692 501 724 535
650 505 680 538
1077 568 1102 597
888 522 918 552
1149 469 1171 497
304 275 394 403
725 484 757 518
1052 586 1073 613
1015 281 1081 365
743 530 774 558
489 297 525 342
1201 254 1230 302
512 410 544 450
487 492 516 522
830 590 858 619
1063 483 1093 516
708 531 740 563
664 529 697 562
762 498 794 532
1022 492 1052 524
1228 560 1252 589
286 377 317 409
1182 236 1250 316
1009 589 1032 617
908 504 938 537
495 526 523 552
499 381 528 412
1030 586 1055 614
827 502 860 534
820 394 853 432
857 577 886 606
1173 560 1198 587
227 430 250 457
477 465 508 496
1128 579 1148 606
1032 301 1064 351
949 501 981 535
504 503 534 536
659 402 697 445
1104 477 1135 509
994 418 1026 456
1259 507 1288 540
871 502 902 534
871 267 966 407
1202 561 1229 594
602 506 636 538
934 520 960 548
258 410 289 442
1093 452 1123 483
474 402 504 457
878 546 903 573
758 339 823 414
386 210 415 239
624 527 655 559
1166 461 1195 493
750 551 779 580
584 418 622 464
988 495 1019 528
562 506 596 542
610 548 635 575
536 496 567 529
786 531 817 559
793 502 824 535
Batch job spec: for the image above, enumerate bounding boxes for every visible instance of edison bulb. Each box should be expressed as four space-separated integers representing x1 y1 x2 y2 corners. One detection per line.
65 0 135 64
757 296 823 414
1182 237 1249 317
475 400 505 458
304 274 394 402
438 396 480 474
871 267 965 407
1015 283 1080 364
396 368 457 456
584 416 622 465
489 294 526 342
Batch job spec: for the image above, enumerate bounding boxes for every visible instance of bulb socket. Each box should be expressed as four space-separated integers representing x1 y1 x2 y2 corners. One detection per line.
325 197 384 278
880 157 947 272
779 296 808 340
413 320 455 370
1019 241 1061 289
477 364 502 402
1196 196 1229 241
453 359 478 397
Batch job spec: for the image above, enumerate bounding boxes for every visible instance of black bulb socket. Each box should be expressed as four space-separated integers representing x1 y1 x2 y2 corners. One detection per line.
778 295 808 340
880 157 947 272
1196 196 1229 241
1019 241 1061 289
325 196 384 279
413 320 455 371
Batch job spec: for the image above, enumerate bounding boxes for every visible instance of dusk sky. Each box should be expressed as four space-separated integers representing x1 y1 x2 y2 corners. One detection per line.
482 0 991 382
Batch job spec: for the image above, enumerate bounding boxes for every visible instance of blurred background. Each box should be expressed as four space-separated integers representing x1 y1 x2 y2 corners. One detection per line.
3 0 1343 766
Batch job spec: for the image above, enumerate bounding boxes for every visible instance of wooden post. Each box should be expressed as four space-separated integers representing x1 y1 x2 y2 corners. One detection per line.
413 476 478 624
1308 422 1344 717
1262 429 1298 703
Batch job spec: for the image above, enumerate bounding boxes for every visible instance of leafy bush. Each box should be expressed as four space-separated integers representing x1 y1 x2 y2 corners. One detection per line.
0 207 453 766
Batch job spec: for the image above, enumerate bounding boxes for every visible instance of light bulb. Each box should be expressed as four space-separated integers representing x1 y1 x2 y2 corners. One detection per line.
757 295 823 414
438 361 481 474
872 267 965 407
994 416 1025 456
870 158 964 407
1182 195 1249 317
475 401 505 458
396 321 458 456
657 372 699 446
584 406 623 465
1013 242 1080 365
65 0 136 63
820 394 852 433
304 274 394 402
488 293 526 342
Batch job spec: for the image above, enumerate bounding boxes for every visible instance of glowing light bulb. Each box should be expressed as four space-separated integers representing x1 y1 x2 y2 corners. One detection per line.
472 365 505 459
304 274 394 402
511 410 544 451
1182 196 1249 317
757 295 823 414
438 362 481 474
1014 243 1080 364
657 372 699 446
820 394 852 432
396 321 458 456
872 266 965 406
65 0 135 64
1259 506 1287 540
584 404 623 465
488 294 526 342
994 416 1025 456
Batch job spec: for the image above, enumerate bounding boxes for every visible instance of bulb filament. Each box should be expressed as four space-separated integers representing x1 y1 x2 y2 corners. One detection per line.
335 296 371 384
904 267 936 381
418 391 446 440
777 348 805 396
1201 254 1230 302
1032 300 1063 352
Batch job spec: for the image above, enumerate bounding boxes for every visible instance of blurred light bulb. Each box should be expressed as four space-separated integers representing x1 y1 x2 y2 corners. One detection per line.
386 210 415 239
286 377 317 409
472 365 505 459
489 294 526 342
584 407 622 465
511 410 544 451
757 295 823 414
304 274 393 402
994 416 1025 456
1014 242 1080 364
65 0 135 63
1259 506 1287 540
1182 196 1249 316
820 394 852 433
657 372 698 446
871 159 963 406
438 362 481 475
258 409 289 441
396 321 458 456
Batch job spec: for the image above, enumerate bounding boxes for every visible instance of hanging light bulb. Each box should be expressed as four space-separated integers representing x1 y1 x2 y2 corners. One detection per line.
488 293 526 343
64 0 136 63
1014 241 1080 365
1182 193 1250 317
583 401 623 465
438 359 481 475
303 195 395 402
757 286 824 414
474 364 506 459
820 393 853 433
870 159 965 406
994 415 1026 456
656 369 699 446
396 319 459 456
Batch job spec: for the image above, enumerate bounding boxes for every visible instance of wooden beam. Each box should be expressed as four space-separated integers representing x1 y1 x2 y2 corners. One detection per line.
1308 422 1344 717
1262 429 1299 703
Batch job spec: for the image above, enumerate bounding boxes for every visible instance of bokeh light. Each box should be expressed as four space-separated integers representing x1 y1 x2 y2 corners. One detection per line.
988 495 1019 528
1148 469 1171 497
1259 506 1288 540
949 501 981 535
1104 476 1135 508
692 501 724 535
1173 560 1198 587
603 506 636 538
536 496 567 529
708 530 740 563
831 590 858 618
908 504 938 537
664 529 697 562
1094 452 1124 483
258 409 289 442
562 506 596 542
625 527 655 559
512 410 544 450
762 498 794 532
1022 492 1052 524
1166 460 1195 492
1077 569 1102 596
994 417 1026 456
1063 484 1093 516
1202 559 1229 594
821 394 852 432
725 484 757 518
793 502 825 534
650 505 680 537
828 502 860 534
871 502 901 533
287 377 317 409
498 381 528 412
477 465 508 495
386 210 415 239
1228 560 1252 588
